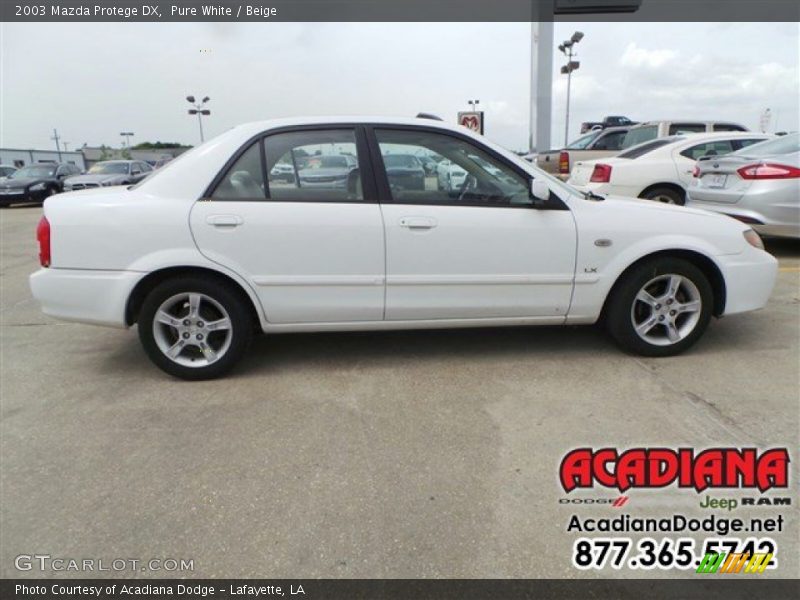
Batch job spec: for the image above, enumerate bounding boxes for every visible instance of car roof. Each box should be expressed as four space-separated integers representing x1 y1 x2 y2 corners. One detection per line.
629 120 746 128
670 132 772 146
230 116 477 137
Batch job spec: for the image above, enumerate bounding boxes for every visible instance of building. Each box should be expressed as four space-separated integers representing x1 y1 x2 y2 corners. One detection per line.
0 145 191 171
0 148 86 170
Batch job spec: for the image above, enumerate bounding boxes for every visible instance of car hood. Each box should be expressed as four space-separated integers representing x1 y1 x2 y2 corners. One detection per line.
66 174 126 185
571 191 751 255
0 177 49 189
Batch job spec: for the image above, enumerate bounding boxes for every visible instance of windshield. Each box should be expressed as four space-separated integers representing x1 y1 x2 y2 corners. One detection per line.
89 162 130 175
383 155 419 168
731 133 800 157
11 165 56 179
566 131 601 150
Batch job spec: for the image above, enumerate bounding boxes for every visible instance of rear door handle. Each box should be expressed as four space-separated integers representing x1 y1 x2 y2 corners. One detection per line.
399 217 437 230
207 214 243 227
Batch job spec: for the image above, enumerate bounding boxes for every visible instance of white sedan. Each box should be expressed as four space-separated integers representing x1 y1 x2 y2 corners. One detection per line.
30 117 777 379
568 132 772 205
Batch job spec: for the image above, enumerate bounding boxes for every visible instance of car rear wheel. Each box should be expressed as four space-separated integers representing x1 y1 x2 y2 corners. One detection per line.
606 258 713 357
138 277 253 380
641 186 684 206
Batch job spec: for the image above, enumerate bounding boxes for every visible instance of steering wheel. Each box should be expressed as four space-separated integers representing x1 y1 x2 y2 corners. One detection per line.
458 174 478 202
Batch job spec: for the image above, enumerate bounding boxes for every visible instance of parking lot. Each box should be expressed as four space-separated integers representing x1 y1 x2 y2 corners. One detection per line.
1 204 798 578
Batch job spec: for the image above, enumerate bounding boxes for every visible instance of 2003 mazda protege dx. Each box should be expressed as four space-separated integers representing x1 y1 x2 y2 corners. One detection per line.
30 117 778 379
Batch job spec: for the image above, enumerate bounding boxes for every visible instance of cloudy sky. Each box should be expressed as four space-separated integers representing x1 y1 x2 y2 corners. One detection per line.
1 21 798 152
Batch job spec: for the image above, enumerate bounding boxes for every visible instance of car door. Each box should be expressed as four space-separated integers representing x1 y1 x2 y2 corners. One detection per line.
190 126 385 324
370 126 577 321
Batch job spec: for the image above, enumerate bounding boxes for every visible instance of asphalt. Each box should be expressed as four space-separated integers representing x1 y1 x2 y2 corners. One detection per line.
1 205 798 579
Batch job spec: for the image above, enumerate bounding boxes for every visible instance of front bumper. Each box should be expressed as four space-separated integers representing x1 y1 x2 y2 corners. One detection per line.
716 245 778 316
29 268 143 328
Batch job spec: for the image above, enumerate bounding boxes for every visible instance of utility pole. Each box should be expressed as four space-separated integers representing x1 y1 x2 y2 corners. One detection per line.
558 31 584 146
63 142 70 152
51 129 62 161
530 21 553 154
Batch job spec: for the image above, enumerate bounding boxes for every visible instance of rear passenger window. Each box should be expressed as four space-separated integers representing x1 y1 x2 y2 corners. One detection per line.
211 142 266 200
264 129 363 202
680 140 734 160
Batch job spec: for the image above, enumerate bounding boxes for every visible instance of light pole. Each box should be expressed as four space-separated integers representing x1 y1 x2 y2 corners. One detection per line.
186 95 210 143
558 31 583 146
467 99 480 112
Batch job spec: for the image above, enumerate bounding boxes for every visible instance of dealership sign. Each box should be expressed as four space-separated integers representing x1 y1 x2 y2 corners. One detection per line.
457 111 484 134
560 447 790 493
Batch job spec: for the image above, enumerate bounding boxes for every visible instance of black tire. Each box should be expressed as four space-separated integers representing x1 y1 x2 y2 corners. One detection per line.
138 276 253 380
605 257 713 357
640 186 685 206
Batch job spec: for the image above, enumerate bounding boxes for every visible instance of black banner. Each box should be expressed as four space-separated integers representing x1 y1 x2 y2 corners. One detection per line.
2 0 800 22
2 579 800 600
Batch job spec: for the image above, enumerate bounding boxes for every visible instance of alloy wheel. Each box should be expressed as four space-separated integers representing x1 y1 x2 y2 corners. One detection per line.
630 274 702 346
152 292 233 367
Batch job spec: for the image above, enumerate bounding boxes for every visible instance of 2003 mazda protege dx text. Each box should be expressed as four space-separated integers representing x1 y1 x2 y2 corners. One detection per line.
29 117 778 379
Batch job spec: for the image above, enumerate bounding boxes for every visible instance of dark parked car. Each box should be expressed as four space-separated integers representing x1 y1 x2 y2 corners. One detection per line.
297 154 358 189
383 154 426 190
64 160 153 191
0 162 81 206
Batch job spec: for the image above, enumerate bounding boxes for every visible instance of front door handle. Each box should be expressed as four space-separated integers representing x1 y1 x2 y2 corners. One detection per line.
207 214 243 227
399 216 437 230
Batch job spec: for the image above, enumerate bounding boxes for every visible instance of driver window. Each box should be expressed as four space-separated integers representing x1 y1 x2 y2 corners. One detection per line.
374 129 531 206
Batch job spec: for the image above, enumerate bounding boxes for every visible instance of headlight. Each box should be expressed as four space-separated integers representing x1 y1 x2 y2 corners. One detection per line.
29 183 45 191
743 229 765 250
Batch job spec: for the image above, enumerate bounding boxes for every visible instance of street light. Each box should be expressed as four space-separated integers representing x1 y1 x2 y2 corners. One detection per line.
467 99 480 111
186 95 211 142
558 31 583 146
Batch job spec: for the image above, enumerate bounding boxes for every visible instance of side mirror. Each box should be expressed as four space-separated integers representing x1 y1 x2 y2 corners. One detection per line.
531 178 550 205
132 169 141 176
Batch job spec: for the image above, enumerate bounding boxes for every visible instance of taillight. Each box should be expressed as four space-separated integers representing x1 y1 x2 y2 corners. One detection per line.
558 151 570 174
590 163 612 183
692 165 700 178
737 163 800 180
36 216 50 267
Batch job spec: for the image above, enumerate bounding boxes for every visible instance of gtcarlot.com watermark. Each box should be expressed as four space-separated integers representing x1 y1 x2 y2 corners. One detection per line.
15 554 194 572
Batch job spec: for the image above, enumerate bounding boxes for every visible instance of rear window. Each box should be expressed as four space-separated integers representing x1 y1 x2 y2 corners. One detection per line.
713 123 747 132
669 123 706 135
731 133 800 157
621 125 657 148
618 137 683 160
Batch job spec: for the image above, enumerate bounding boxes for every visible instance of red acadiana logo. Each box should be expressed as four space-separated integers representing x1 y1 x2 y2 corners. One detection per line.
559 447 789 493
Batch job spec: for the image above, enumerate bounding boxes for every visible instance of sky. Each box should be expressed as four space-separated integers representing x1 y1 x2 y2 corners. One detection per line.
1 21 798 153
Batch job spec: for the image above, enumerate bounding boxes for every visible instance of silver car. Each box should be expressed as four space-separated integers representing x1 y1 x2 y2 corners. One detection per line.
686 133 800 239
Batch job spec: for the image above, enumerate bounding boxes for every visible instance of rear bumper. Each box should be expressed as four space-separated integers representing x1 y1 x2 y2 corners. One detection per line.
686 199 800 239
29 268 142 328
716 247 778 316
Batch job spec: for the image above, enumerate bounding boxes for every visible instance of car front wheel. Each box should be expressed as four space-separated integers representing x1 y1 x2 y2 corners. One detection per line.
606 258 713 357
138 277 253 380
